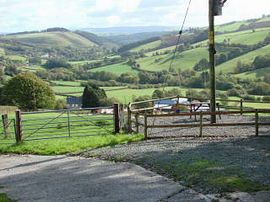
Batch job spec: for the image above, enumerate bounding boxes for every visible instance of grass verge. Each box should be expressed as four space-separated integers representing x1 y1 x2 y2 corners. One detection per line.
0 134 143 155
136 156 270 193
0 193 12 202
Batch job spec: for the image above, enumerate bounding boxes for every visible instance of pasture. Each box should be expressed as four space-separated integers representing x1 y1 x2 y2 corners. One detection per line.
216 21 249 33
50 80 82 86
131 40 162 52
89 62 138 76
216 44 270 73
52 86 84 94
235 67 270 79
138 47 208 72
3 32 96 48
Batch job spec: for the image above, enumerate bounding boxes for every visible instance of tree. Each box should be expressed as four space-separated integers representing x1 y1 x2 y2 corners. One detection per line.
152 89 164 99
0 67 4 84
82 84 107 108
43 58 71 69
193 58 209 71
4 72 55 110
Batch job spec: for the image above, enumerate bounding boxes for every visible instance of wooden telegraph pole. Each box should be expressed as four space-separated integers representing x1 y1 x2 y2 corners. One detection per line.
209 0 226 123
209 0 216 123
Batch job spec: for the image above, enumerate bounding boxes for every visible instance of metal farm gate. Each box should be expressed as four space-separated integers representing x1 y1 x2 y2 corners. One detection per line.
20 107 115 141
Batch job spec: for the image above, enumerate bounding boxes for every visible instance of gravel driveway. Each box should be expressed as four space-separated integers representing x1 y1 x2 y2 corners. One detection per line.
82 136 270 196
0 155 209 202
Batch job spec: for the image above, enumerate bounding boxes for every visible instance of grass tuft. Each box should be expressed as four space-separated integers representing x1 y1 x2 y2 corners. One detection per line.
0 193 13 202
209 176 270 192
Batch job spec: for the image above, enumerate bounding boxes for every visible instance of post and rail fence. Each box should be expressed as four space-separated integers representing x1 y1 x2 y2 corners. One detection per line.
141 109 270 139
126 96 270 139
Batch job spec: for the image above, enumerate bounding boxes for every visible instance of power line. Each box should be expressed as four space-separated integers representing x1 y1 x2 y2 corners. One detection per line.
168 0 192 71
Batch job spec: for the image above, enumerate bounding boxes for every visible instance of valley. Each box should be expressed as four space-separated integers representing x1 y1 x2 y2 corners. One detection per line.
1 15 270 109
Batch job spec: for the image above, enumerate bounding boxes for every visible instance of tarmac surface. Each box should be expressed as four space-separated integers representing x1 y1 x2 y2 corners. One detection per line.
0 155 207 202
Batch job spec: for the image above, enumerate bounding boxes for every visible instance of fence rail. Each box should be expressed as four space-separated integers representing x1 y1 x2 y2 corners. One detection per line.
132 109 270 139
127 95 270 133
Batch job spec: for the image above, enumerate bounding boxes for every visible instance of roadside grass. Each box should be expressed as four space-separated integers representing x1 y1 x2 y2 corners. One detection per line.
0 134 143 155
0 193 13 202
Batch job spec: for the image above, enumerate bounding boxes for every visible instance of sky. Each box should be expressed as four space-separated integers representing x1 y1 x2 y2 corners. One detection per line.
0 0 269 33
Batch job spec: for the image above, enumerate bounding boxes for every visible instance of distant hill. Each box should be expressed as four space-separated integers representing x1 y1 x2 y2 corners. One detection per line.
126 15 270 53
104 31 174 46
75 31 118 48
108 15 270 79
81 26 176 35
2 31 97 48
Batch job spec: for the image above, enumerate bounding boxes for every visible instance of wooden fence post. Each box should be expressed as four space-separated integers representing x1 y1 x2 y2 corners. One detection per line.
144 113 148 140
67 109 71 137
255 109 259 136
114 104 120 134
127 103 132 132
2 114 9 138
199 112 203 137
240 99 243 115
135 113 139 133
15 110 23 143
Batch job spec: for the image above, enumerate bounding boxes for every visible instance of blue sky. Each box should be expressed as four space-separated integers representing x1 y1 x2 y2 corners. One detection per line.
0 0 269 32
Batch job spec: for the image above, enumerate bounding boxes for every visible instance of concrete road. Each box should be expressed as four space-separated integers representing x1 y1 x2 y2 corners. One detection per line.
0 155 193 202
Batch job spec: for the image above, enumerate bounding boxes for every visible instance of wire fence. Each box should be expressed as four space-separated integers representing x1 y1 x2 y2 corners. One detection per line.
0 117 16 144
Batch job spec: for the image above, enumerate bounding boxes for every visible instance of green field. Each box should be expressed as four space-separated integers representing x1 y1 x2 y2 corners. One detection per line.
234 67 270 79
138 47 208 72
52 86 84 94
3 32 96 48
69 60 101 65
216 44 270 73
0 48 5 55
90 63 138 76
216 21 249 33
257 16 270 22
50 80 82 87
5 54 27 62
215 28 270 45
20 65 45 72
131 40 162 52
106 87 204 103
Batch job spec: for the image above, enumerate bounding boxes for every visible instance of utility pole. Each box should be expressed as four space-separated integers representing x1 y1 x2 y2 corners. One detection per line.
209 0 216 123
209 0 226 123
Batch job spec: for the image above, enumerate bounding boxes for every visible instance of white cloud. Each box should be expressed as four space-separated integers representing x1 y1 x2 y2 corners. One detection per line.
106 15 121 26
94 0 142 12
0 0 269 32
